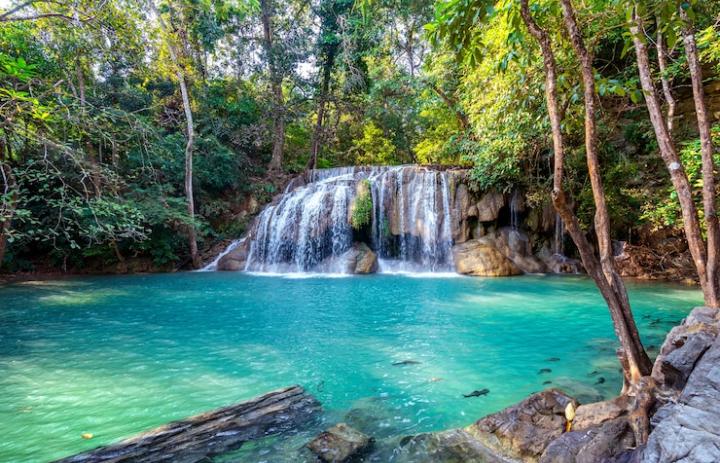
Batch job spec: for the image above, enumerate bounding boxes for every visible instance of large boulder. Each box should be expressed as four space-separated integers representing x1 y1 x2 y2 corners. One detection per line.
452 240 521 277
217 240 250 271
307 423 372 462
489 228 547 274
340 242 378 274
464 389 578 462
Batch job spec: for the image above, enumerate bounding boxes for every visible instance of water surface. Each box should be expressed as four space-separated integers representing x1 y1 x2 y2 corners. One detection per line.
0 273 701 462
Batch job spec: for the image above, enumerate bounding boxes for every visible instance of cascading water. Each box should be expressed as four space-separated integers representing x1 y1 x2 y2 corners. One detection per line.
199 238 246 271
553 213 564 256
228 166 455 274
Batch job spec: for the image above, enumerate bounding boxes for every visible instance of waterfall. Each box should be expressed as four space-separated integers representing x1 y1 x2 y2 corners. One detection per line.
553 213 564 256
510 190 521 231
233 166 455 274
199 238 246 271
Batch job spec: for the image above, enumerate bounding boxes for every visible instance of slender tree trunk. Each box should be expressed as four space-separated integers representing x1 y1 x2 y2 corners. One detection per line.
152 0 200 269
0 148 16 267
656 24 676 132
427 81 470 131
630 9 712 304
261 0 285 172
308 56 334 172
519 0 650 392
76 63 86 107
679 7 720 309
559 0 650 377
308 98 326 172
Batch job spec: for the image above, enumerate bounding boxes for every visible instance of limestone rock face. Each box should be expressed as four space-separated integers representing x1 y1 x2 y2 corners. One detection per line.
476 191 505 222
637 307 720 463
464 389 578 462
341 242 379 274
307 423 372 462
217 240 250 271
651 306 719 397
452 240 521 277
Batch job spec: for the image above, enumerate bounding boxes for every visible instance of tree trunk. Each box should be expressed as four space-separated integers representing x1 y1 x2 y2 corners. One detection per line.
152 0 200 269
559 0 650 378
261 0 285 172
519 0 650 391
656 24 676 132
630 9 712 305
679 7 720 309
0 148 16 267
308 53 335 172
427 81 470 131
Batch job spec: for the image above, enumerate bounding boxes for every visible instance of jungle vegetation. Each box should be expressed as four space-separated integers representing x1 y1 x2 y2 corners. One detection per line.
0 0 718 291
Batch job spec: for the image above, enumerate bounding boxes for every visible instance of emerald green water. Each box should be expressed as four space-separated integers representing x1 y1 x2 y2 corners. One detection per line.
0 273 701 462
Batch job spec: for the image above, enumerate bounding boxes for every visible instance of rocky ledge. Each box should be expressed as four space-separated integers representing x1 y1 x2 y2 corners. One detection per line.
389 306 720 463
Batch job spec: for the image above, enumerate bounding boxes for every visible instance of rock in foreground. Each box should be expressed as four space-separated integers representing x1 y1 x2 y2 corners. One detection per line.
54 385 320 463
307 423 373 462
465 389 577 462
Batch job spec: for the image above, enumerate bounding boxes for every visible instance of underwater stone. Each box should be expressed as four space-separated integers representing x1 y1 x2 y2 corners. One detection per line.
307 423 372 462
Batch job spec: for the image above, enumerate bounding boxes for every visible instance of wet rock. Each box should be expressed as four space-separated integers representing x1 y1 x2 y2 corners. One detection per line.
392 430 512 463
452 240 521 277
217 240 250 271
464 389 577 462
307 423 372 462
485 228 547 273
341 242 378 274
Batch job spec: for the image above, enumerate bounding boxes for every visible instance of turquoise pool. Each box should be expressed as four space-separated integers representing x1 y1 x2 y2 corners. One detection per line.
0 273 701 461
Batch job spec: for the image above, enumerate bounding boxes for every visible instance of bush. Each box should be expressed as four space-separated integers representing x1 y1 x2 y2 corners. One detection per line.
351 179 373 230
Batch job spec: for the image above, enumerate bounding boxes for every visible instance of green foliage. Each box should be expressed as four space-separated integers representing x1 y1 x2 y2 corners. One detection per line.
641 126 720 230
353 122 397 165
351 179 372 230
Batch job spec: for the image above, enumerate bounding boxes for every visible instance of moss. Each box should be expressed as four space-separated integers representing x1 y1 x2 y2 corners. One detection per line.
351 179 373 230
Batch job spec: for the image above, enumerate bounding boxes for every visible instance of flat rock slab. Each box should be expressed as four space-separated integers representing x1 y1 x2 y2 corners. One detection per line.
307 423 372 462
54 385 320 463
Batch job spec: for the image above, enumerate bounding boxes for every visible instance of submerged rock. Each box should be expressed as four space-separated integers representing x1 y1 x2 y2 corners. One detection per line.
452 240 521 277
307 423 372 462
392 429 513 463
